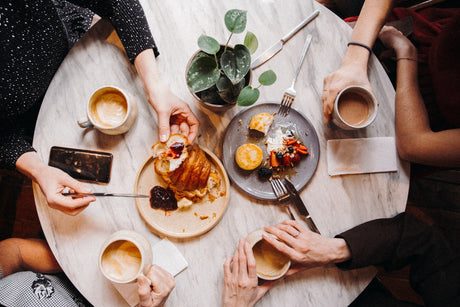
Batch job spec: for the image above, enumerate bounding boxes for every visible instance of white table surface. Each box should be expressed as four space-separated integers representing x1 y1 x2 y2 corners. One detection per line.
33 0 410 306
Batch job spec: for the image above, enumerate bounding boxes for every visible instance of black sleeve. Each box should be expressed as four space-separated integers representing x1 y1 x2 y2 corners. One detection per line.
66 0 159 62
0 132 35 170
335 212 460 306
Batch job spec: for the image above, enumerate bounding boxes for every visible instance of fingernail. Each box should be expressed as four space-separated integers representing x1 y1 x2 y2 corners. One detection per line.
160 135 168 142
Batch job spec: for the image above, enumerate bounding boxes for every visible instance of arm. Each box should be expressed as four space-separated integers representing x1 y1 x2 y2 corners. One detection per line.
322 0 394 123
0 238 61 278
379 26 460 167
16 151 95 215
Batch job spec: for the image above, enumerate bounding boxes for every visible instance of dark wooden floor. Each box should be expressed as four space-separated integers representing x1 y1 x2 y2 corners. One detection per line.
1 166 459 306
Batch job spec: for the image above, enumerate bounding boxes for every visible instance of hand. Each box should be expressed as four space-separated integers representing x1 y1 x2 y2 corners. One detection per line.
35 165 96 215
149 83 199 144
223 239 277 307
263 220 351 268
378 26 417 59
322 64 373 124
138 265 175 307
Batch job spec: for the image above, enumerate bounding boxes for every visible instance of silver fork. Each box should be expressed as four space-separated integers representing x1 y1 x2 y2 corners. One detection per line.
278 34 313 117
269 177 296 220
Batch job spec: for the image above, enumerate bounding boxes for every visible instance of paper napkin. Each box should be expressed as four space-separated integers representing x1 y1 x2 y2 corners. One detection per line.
112 239 188 307
327 137 397 176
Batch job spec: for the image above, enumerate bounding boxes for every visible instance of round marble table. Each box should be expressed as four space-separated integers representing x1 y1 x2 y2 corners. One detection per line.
32 0 410 306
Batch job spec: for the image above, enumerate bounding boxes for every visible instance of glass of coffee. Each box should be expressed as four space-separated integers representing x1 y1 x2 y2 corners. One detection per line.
331 86 378 130
99 230 153 284
245 229 291 280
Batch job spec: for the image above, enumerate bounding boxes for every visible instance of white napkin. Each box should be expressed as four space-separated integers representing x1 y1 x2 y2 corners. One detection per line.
112 239 188 307
327 137 397 176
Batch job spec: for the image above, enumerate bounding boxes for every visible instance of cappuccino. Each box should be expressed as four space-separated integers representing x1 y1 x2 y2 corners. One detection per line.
101 240 142 282
337 91 370 126
252 239 290 279
91 91 128 127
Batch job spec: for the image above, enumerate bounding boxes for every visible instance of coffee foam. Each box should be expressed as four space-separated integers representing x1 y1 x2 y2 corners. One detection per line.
101 240 142 282
92 91 127 127
253 240 290 278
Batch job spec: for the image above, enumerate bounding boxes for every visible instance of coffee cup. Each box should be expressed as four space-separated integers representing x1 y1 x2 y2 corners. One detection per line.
99 230 153 284
78 86 138 135
331 85 378 130
245 229 291 280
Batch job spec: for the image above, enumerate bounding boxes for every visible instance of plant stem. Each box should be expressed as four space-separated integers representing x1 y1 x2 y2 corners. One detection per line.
224 32 234 52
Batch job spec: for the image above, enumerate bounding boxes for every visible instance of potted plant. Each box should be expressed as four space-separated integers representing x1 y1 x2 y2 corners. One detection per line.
186 9 276 110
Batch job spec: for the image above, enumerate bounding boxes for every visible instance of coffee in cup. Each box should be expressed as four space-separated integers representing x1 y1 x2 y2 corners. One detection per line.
331 86 378 130
99 230 152 284
78 86 138 135
246 229 291 280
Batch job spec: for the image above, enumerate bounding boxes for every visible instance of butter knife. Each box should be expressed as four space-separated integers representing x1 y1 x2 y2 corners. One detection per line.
283 179 320 234
250 9 319 69
62 192 150 198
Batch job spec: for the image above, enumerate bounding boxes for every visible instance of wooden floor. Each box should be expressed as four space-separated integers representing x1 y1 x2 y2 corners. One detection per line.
1 166 459 306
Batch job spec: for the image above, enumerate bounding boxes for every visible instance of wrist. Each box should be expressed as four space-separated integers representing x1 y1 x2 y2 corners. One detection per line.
16 152 48 182
341 47 369 71
328 238 351 264
395 44 417 60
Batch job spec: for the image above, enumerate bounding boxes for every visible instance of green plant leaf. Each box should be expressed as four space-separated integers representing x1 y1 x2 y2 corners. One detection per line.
186 53 220 93
197 35 220 55
237 86 260 106
258 70 277 86
224 9 247 34
220 44 250 85
244 31 258 54
216 75 245 104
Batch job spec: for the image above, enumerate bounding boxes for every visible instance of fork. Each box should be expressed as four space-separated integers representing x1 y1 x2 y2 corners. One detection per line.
278 34 313 116
269 177 296 220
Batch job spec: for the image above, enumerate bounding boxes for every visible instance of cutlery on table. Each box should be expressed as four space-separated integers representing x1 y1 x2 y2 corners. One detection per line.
62 192 150 198
250 10 319 70
278 34 313 117
283 178 320 233
269 177 296 220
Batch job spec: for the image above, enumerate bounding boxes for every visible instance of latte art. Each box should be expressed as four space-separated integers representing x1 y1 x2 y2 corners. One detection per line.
92 92 128 127
101 240 142 282
253 239 290 278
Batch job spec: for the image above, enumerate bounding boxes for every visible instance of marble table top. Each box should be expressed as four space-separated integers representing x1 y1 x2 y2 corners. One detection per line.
32 0 410 306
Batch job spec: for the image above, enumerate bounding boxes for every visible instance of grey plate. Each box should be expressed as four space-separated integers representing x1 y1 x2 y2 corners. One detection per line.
222 102 320 200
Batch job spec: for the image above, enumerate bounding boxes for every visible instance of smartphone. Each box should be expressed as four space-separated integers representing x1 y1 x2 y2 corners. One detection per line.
48 146 113 184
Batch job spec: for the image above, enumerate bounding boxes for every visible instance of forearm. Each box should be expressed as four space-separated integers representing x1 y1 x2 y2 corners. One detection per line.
134 49 167 108
15 151 48 183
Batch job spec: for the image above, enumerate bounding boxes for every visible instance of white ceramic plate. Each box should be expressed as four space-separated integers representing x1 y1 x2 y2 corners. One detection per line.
135 147 230 238
222 102 320 200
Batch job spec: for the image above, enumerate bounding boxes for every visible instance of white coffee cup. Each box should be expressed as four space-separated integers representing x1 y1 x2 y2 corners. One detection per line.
99 230 153 284
78 86 138 135
245 229 291 280
331 85 378 130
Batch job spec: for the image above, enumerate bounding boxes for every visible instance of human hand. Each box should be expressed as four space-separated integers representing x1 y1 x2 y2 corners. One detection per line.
378 26 417 59
138 265 175 307
322 64 372 124
263 220 351 268
223 239 277 307
149 83 200 144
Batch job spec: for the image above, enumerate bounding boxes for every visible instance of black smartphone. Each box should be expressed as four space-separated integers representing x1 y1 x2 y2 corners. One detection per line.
48 146 113 184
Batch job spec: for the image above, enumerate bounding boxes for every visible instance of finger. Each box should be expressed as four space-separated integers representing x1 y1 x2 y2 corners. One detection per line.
137 275 153 305
186 113 200 144
244 241 257 280
237 239 248 280
147 265 174 292
264 225 296 247
281 219 309 233
232 248 239 284
223 256 233 281
170 124 180 135
157 111 171 142
261 232 296 258
179 121 190 137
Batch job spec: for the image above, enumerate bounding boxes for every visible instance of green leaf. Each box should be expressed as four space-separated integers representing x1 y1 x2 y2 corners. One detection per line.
244 31 258 54
237 86 260 106
220 44 250 85
197 35 220 55
224 9 247 34
258 70 277 86
216 75 245 104
186 53 220 93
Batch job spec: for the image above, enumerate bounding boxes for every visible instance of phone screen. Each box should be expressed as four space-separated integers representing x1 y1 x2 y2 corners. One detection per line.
48 146 113 183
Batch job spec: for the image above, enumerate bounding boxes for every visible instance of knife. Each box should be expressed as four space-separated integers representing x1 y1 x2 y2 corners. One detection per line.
62 192 150 198
250 9 320 69
283 178 320 234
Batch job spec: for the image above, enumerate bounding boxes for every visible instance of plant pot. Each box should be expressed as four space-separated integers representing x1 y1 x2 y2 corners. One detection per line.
185 45 252 112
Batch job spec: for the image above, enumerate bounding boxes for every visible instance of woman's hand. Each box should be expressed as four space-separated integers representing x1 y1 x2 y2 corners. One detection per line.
263 220 351 268
223 239 277 307
138 265 175 307
16 152 95 215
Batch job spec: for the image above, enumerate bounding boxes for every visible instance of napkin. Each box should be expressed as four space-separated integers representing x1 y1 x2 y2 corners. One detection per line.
112 239 188 307
327 137 397 176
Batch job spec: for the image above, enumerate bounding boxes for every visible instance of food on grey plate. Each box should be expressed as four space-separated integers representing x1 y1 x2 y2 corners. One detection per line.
266 126 308 170
235 143 263 170
152 134 223 209
249 112 274 135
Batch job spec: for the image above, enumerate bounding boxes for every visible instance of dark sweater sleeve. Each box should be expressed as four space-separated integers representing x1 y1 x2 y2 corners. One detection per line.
67 0 159 62
0 132 35 170
335 212 460 306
